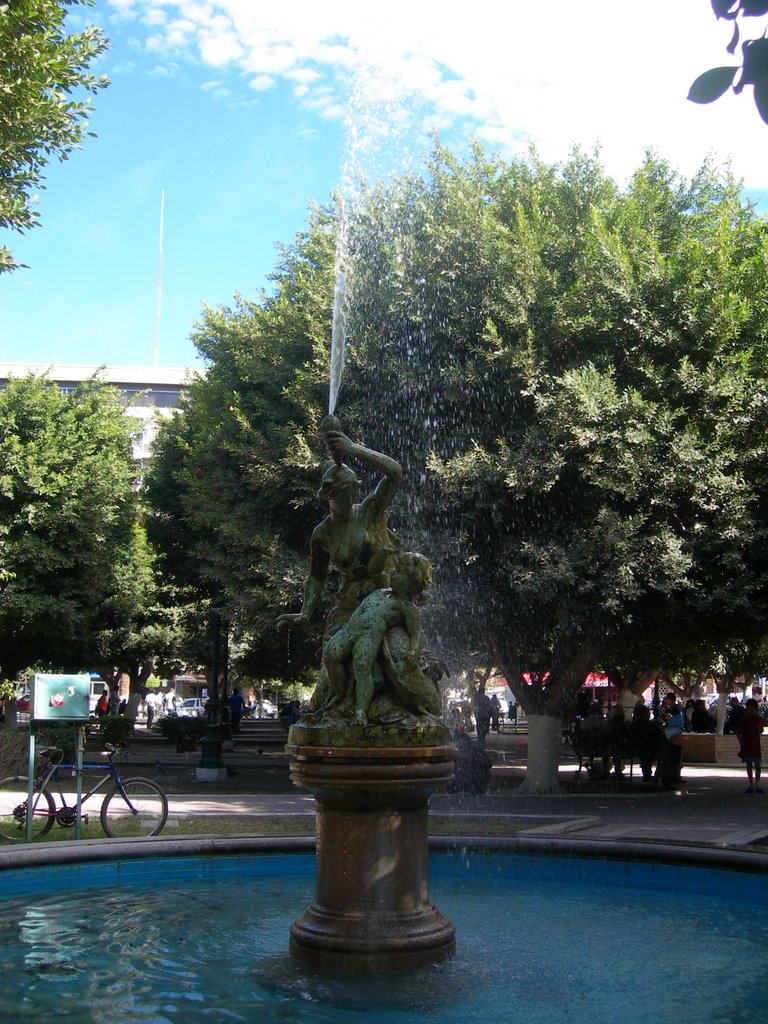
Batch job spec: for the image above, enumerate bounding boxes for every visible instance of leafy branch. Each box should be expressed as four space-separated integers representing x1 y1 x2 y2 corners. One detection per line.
689 1 768 122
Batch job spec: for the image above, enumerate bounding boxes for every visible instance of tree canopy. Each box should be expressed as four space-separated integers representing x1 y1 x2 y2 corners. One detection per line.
343 147 768 707
0 373 137 679
92 521 190 700
0 0 108 273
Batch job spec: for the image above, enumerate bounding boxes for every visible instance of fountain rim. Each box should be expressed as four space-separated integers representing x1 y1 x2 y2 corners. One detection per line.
1 833 767 879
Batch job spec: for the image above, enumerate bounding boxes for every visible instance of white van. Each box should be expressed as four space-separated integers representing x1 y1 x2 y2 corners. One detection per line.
89 679 108 713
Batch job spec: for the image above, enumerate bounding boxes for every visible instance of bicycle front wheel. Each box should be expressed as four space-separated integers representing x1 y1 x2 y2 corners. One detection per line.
0 776 55 841
100 778 168 838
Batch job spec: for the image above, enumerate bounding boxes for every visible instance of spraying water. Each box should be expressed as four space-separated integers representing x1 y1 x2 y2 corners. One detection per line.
327 63 426 416
328 196 349 416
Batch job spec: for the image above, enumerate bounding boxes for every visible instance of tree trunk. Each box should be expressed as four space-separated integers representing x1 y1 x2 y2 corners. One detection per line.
127 664 153 718
617 686 638 718
715 684 729 735
4 701 18 728
516 713 563 794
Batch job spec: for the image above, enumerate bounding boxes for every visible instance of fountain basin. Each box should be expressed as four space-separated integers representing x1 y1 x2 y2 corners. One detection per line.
1 835 767 1023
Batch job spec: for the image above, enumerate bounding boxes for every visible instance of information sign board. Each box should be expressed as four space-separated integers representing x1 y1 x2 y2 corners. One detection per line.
32 674 91 721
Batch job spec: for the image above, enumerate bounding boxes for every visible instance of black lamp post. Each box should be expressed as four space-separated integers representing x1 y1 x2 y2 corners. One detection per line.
196 608 227 781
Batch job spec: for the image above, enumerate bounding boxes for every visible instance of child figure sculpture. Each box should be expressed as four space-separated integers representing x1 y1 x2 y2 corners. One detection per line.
322 552 431 724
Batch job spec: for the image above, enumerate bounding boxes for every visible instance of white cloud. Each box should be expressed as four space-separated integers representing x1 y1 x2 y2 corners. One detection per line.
142 7 167 26
248 74 274 92
199 28 243 67
107 0 768 188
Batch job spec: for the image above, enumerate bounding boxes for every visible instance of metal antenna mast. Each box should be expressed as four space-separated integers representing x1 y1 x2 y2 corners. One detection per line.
153 190 165 368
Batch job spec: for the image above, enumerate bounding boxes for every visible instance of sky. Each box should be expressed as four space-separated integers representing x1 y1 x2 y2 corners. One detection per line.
2 0 768 371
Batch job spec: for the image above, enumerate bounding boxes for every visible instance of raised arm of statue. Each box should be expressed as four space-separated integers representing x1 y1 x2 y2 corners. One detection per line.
324 430 402 513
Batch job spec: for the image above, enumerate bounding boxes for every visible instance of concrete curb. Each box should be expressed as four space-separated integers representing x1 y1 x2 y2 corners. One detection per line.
1 832 767 878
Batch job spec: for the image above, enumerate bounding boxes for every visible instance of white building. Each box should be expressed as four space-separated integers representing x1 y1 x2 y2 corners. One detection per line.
0 362 196 466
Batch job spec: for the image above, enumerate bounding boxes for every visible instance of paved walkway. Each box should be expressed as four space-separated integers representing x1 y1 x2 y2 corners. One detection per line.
161 760 768 852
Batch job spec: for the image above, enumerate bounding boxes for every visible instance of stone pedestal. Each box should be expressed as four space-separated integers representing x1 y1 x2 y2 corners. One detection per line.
195 766 227 782
288 743 456 971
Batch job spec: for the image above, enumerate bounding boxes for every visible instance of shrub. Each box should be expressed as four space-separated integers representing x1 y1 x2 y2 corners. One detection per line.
36 722 85 762
0 727 28 776
157 716 207 752
92 716 135 750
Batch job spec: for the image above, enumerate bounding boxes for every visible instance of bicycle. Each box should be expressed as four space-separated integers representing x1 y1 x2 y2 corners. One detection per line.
0 743 168 841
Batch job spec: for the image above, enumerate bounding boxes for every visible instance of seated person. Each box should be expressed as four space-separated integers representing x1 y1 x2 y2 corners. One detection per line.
447 734 493 795
689 698 715 733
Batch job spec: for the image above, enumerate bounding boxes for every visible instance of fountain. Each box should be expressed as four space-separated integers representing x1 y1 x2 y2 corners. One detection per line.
278 416 455 971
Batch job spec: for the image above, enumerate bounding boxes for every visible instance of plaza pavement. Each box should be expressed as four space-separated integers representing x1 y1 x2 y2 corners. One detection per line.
155 733 768 852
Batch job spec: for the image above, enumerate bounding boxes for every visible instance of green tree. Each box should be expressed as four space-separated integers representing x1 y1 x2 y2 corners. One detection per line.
93 522 188 713
342 146 768 790
0 373 137 680
0 0 108 272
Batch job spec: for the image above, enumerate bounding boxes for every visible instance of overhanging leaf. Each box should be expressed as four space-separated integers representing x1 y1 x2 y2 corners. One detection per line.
727 20 740 54
741 36 768 84
688 66 738 103
711 0 738 16
716 0 745 15
741 1 768 16
753 71 768 122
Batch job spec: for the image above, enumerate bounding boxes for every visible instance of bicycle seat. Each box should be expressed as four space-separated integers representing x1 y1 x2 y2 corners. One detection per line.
37 746 63 759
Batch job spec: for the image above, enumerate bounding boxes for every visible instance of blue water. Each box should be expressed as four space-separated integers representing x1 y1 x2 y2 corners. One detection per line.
0 851 765 1024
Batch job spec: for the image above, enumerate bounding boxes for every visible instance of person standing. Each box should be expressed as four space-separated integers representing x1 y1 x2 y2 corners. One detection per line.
108 686 121 717
735 698 765 794
145 690 156 730
689 698 715 734
508 694 518 733
724 696 747 734
95 689 108 718
473 688 492 748
489 694 502 733
656 692 685 789
228 687 245 734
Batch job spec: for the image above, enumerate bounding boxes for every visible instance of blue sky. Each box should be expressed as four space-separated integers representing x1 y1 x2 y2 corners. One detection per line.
2 0 768 370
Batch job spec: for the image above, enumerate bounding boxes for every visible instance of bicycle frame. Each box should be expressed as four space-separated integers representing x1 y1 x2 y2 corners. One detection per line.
43 761 119 813
30 757 139 829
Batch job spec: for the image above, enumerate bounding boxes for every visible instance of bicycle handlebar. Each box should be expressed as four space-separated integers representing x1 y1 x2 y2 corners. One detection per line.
38 742 121 765
38 746 63 761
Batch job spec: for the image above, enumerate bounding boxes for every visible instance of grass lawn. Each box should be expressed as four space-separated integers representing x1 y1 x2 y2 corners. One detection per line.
0 813 531 845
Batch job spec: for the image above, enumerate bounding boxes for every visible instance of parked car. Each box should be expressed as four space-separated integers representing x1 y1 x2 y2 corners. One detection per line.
0 691 30 722
177 697 206 718
252 699 277 719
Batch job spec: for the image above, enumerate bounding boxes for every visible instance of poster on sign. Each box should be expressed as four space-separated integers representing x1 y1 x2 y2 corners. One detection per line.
32 674 90 721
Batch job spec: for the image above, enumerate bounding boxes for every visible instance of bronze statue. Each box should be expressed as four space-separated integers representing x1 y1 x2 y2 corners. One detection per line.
278 421 441 729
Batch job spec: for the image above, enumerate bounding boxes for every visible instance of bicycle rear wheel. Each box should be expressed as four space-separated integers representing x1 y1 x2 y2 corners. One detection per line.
0 776 55 841
100 778 168 838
